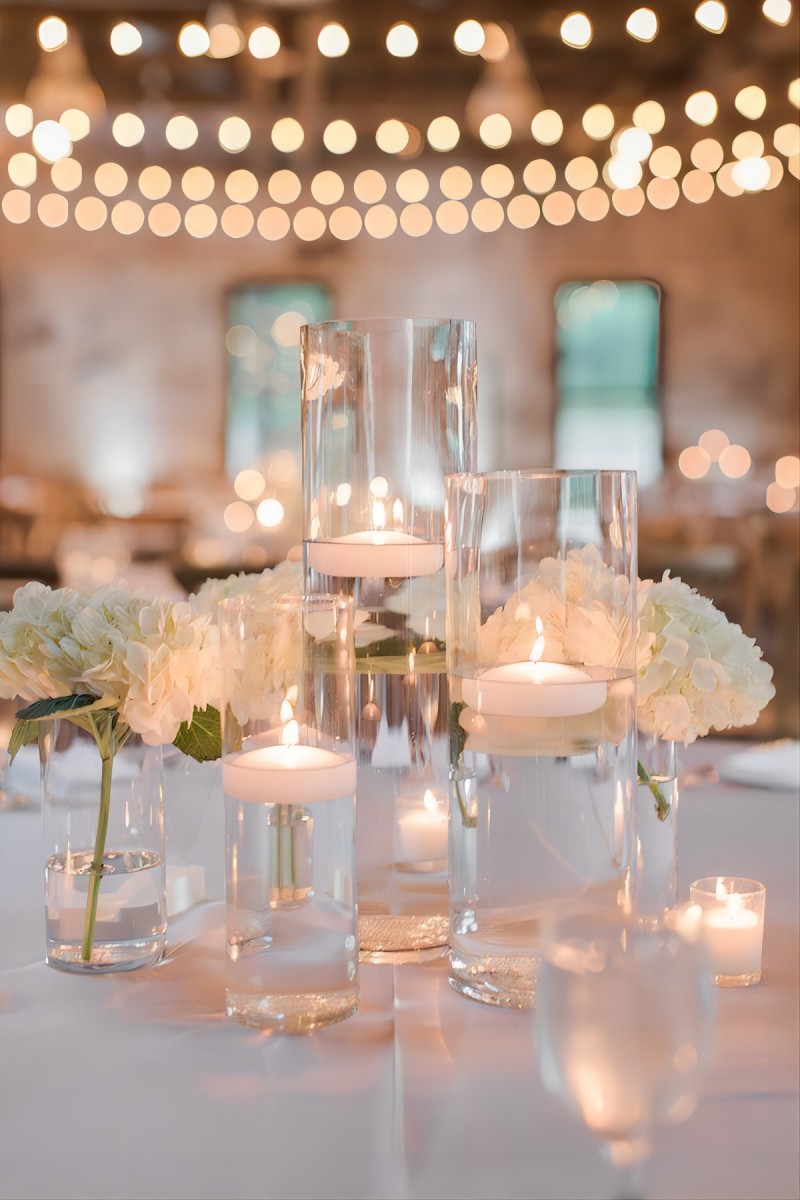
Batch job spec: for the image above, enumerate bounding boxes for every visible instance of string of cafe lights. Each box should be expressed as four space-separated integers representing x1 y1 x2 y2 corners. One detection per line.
2 7 798 238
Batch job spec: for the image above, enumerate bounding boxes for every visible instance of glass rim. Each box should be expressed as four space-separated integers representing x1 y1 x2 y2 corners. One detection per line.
689 876 766 896
301 316 476 333
217 591 352 614
445 468 638 484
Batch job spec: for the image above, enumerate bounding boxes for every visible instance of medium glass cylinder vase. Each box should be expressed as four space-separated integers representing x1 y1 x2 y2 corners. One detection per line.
301 317 477 962
42 721 166 973
633 732 679 929
445 470 638 1007
219 593 359 1031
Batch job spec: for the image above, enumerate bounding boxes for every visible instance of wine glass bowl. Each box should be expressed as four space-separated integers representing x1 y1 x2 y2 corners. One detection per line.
535 906 714 1196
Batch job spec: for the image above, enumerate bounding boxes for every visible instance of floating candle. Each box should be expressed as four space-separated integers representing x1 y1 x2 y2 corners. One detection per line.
690 877 766 986
461 661 608 719
306 532 444 578
396 789 448 865
223 743 357 806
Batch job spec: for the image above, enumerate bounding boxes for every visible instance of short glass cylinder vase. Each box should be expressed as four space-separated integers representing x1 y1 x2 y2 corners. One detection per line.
219 593 359 1032
42 720 166 973
633 733 679 929
445 470 638 1007
301 317 477 962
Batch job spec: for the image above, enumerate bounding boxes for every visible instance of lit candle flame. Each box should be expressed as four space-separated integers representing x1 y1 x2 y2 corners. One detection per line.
279 698 294 724
529 616 546 663
281 719 300 748
392 498 404 527
371 500 386 529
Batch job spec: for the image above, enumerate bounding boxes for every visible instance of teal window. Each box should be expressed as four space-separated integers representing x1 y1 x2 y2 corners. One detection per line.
553 281 662 486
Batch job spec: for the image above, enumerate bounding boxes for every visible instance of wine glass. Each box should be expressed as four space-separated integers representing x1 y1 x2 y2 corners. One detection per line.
535 905 714 1199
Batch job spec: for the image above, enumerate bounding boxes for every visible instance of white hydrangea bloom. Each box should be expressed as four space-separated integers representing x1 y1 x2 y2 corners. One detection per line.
637 572 774 744
190 559 302 617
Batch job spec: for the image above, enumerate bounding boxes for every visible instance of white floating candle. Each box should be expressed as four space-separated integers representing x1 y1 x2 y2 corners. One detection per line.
461 661 608 719
306 531 444 578
703 905 763 977
223 744 357 806
396 790 448 864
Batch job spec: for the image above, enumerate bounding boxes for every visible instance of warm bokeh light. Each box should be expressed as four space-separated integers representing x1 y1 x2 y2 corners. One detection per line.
471 197 504 232
376 119 409 154
224 501 256 533
607 156 643 189
182 166 214 201
715 162 744 196
271 118 304 153
685 91 718 126
184 203 218 238
6 105 34 137
110 22 142 55
226 325 257 357
577 187 610 221
774 123 800 156
148 202 181 238
649 145 682 178
718 444 752 478
691 138 724 171
219 116 251 153
789 79 800 107
257 207 290 240
74 195 106 231
633 100 666 135
731 156 771 191
268 169 301 204
364 204 397 238
560 12 593 48
583 104 615 140
226 169 258 203
386 22 418 57
762 0 793 25
354 169 386 203
95 162 128 197
682 169 714 203
454 19 485 54
111 199 144 236
646 177 680 209
481 163 515 197
38 193 68 227
38 17 68 51
51 157 81 191
565 156 599 190
480 113 512 148
256 499 285 529
679 446 712 479
221 205 254 239
735 86 767 120
764 154 785 188
311 170 344 205
248 25 280 58
427 115 460 151
139 165 171 200
2 190 31 223
400 203 433 236
178 22 210 57
60 109 90 141
8 153 37 188
733 131 765 159
612 186 645 216
626 8 659 40
32 121 71 164
698 429 730 460
617 127 653 161
436 199 469 234
329 205 362 240
531 110 563 145
507 193 540 228
440 165 473 199
480 22 510 61
775 455 800 488
542 191 576 225
166 115 198 150
694 2 728 33
233 470 266 508
323 120 357 154
524 159 557 194
318 22 349 57
293 206 326 241
112 113 145 148
766 482 798 512
208 16 245 59
396 168 429 202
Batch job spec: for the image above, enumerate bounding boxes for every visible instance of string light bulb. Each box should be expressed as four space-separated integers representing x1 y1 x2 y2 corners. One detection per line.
110 22 142 56
386 23 418 57
318 23 350 57
694 2 728 33
626 9 659 41
37 17 68 52
560 12 593 48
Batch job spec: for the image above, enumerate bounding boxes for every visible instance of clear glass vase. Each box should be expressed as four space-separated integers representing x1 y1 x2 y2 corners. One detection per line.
445 470 638 1007
42 720 166 973
301 317 477 962
633 733 679 929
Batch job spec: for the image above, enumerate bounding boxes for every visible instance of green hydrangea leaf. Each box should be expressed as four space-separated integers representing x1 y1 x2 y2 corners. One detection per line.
173 705 222 763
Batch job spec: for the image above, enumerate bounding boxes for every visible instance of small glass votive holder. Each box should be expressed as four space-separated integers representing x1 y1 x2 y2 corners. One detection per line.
689 877 766 988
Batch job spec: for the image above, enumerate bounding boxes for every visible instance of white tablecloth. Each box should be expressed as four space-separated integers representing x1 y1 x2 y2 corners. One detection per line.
0 743 797 1200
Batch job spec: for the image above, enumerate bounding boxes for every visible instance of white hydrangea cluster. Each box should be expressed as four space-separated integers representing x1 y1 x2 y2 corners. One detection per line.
478 544 634 669
0 581 219 745
190 558 302 616
637 572 774 744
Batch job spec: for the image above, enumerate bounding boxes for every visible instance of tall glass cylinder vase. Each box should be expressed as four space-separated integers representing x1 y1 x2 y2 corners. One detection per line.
301 318 477 962
633 732 679 928
219 593 359 1032
445 470 638 1007
42 721 166 973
